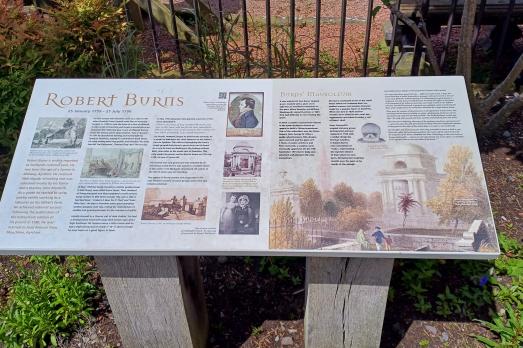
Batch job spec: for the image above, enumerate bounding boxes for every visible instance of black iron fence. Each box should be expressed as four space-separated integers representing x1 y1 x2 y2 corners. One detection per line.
126 0 522 79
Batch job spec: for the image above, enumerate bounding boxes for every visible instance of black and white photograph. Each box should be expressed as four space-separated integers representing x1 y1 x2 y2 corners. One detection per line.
81 148 143 178
31 117 86 148
219 192 260 235
357 122 385 143
226 92 263 137
223 141 262 177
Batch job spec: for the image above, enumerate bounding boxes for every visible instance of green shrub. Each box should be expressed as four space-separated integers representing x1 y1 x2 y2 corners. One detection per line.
44 0 131 77
0 71 35 153
475 233 523 346
0 0 140 184
0 256 97 347
0 0 49 73
0 0 51 158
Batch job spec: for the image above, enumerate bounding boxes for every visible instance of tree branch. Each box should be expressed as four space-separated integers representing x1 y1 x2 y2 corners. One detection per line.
385 3 441 75
483 93 523 133
479 53 523 110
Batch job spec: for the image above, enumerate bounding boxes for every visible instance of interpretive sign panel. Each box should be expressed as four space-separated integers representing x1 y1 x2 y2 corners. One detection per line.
0 77 499 258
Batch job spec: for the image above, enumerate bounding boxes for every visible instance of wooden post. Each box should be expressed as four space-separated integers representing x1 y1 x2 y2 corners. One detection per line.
305 257 394 348
96 256 208 348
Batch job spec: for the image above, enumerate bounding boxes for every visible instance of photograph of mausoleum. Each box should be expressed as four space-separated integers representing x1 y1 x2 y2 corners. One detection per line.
141 188 207 221
223 141 262 177
32 117 86 148
81 148 143 178
269 143 497 254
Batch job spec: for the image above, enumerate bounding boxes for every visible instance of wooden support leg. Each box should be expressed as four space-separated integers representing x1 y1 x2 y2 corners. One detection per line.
304 257 394 348
96 256 208 348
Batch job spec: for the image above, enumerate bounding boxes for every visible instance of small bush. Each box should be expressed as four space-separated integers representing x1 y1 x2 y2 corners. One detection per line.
0 0 140 189
0 0 50 156
44 0 131 77
0 256 97 347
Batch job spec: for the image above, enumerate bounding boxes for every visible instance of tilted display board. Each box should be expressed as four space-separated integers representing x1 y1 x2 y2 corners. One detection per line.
0 77 499 258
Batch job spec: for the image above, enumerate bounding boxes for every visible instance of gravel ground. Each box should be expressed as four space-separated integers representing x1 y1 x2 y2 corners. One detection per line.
138 0 391 76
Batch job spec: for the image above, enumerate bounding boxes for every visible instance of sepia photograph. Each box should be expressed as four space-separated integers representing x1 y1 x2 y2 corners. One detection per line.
223 140 262 177
226 92 263 137
81 148 143 178
219 192 260 235
32 117 86 148
141 188 207 220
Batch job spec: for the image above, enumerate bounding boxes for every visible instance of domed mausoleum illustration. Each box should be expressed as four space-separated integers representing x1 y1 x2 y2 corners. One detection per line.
223 141 262 177
377 143 444 225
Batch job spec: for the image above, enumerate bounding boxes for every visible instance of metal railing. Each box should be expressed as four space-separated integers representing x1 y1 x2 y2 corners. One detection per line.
128 0 521 79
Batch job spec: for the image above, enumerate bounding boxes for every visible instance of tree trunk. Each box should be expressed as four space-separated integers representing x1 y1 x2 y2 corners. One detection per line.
456 0 478 112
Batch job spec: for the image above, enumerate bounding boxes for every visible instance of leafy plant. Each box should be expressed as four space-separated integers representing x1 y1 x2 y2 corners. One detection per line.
418 338 430 348
413 295 432 314
0 71 35 154
0 0 141 195
44 0 131 77
258 257 302 285
475 306 523 347
457 284 492 319
400 260 441 312
436 286 463 318
0 256 97 347
251 325 263 337
101 29 147 78
473 233 523 346
0 0 50 159
492 280 523 311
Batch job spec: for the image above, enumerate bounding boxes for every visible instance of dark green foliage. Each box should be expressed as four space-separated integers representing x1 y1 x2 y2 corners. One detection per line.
475 234 523 346
399 258 493 320
0 72 35 153
0 256 97 347
475 306 523 347
0 0 140 193
43 0 130 77
258 257 302 286
0 2 133 346
397 233 522 346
